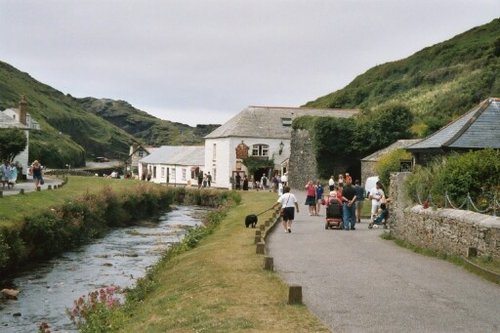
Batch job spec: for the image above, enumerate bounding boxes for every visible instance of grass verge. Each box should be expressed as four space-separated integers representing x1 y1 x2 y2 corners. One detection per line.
83 191 330 332
380 232 500 285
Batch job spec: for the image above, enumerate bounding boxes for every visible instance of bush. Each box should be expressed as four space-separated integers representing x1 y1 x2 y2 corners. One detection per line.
375 149 412 189
405 149 500 207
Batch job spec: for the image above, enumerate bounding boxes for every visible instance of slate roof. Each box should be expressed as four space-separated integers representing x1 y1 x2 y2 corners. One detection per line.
204 106 359 139
0 110 27 129
407 98 500 151
362 139 422 162
139 146 204 166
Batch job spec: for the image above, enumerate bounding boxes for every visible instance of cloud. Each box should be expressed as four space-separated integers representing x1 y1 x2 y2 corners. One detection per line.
1 0 499 126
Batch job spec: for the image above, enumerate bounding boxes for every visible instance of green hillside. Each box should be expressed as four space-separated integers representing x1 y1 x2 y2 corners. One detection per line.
306 18 500 136
74 97 219 146
0 61 216 168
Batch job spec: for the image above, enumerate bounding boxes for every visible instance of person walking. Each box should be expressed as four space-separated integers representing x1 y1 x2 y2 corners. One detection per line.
304 180 317 216
328 175 335 191
0 161 9 189
341 177 357 230
7 162 17 189
274 186 299 233
315 181 324 216
353 179 365 224
30 160 44 189
207 172 212 187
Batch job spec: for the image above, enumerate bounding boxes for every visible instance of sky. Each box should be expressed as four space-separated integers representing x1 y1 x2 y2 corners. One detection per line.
0 1 499 127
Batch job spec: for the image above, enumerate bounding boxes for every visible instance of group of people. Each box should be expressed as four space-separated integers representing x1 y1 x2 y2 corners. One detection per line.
234 172 288 192
0 160 19 189
197 171 212 188
275 173 389 233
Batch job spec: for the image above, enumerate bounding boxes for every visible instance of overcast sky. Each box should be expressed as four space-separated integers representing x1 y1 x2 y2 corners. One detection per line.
1 1 498 126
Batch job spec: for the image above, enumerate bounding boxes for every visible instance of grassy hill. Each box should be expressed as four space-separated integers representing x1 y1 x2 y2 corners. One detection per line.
74 97 219 146
305 18 500 136
0 61 217 168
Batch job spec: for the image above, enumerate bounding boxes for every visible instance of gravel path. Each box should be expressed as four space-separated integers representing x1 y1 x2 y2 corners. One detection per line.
267 190 500 333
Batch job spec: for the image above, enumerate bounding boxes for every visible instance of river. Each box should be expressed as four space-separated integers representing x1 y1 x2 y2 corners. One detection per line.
0 205 205 332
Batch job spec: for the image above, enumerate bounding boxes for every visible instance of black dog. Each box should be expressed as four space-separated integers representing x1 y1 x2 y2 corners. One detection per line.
245 214 258 228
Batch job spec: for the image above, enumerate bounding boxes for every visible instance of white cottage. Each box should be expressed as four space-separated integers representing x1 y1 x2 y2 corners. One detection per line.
204 106 359 189
138 145 204 186
0 96 35 176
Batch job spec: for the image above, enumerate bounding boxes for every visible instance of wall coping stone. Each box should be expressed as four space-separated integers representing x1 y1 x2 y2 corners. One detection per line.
410 205 500 229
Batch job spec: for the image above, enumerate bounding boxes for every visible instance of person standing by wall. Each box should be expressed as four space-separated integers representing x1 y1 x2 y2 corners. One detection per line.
207 172 212 187
341 177 357 230
0 161 9 189
369 181 385 225
274 186 299 233
353 179 365 224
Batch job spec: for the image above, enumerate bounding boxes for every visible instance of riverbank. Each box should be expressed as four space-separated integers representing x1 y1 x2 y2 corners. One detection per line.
79 191 329 332
0 177 238 278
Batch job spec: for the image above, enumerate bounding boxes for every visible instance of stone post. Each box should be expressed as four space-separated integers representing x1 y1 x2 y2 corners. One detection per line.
288 285 302 304
263 256 274 271
256 242 265 254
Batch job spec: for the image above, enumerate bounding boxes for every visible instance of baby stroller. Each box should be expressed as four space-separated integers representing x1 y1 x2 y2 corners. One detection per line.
325 197 343 229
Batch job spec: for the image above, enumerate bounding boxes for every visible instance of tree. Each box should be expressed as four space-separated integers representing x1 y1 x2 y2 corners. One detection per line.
0 128 27 162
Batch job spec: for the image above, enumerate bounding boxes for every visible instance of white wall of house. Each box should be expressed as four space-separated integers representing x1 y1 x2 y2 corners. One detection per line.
15 130 30 176
205 137 290 189
138 162 201 186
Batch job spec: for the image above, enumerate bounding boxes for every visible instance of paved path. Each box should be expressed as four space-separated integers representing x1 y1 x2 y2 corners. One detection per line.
267 190 500 333
0 177 62 196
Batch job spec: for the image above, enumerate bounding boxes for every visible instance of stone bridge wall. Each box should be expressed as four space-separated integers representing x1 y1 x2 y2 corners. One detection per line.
389 172 500 259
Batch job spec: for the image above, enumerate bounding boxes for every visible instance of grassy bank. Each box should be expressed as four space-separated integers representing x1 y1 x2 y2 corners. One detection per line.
80 191 329 332
0 177 238 277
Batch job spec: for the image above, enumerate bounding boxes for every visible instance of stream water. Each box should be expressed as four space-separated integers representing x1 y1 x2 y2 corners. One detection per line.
0 205 205 332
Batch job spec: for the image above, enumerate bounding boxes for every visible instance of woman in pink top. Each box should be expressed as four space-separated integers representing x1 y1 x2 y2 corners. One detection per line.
304 180 317 216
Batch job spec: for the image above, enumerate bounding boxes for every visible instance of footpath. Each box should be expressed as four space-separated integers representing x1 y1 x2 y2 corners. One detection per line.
267 190 500 333
0 177 62 196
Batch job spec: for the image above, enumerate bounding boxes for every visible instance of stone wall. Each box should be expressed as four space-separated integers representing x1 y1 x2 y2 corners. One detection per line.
288 129 317 189
389 172 500 259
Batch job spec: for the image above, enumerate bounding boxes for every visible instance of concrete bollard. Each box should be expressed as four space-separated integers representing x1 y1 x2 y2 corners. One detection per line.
263 256 274 271
259 224 265 231
19 189 24 195
265 219 271 227
288 285 302 304
255 230 261 237
256 242 265 254
467 247 477 258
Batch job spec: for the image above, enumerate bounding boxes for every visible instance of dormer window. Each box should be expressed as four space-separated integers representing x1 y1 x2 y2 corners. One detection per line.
252 144 269 157
281 117 292 126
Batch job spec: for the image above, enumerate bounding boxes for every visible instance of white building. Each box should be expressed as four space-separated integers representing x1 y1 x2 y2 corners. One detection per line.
204 106 359 189
0 96 35 176
138 145 204 186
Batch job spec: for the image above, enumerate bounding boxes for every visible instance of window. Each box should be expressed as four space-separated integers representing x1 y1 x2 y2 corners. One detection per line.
212 168 216 182
252 144 269 157
138 150 144 157
213 143 216 160
182 168 187 181
281 117 292 126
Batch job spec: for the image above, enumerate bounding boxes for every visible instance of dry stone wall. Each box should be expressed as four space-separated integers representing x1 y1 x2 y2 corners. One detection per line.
389 172 500 259
288 129 317 189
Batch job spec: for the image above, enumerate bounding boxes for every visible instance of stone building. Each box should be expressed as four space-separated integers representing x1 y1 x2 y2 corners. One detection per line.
203 106 358 189
406 97 500 165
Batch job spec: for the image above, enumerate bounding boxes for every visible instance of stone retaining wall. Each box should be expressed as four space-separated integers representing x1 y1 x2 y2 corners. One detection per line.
389 172 500 259
288 129 317 189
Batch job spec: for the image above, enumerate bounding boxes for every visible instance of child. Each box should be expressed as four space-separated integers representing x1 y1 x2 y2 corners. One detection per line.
369 203 388 229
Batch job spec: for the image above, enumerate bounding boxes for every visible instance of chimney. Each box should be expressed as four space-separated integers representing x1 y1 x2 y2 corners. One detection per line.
18 96 27 125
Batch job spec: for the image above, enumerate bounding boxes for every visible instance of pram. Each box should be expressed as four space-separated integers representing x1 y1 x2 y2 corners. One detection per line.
325 197 343 229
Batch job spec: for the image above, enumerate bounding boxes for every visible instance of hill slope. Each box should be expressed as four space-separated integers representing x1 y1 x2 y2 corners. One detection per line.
305 18 500 136
0 62 215 167
74 97 219 146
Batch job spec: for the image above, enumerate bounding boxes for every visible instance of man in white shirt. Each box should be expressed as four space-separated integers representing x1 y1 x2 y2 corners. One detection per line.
328 175 335 191
274 186 299 233
369 181 385 224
